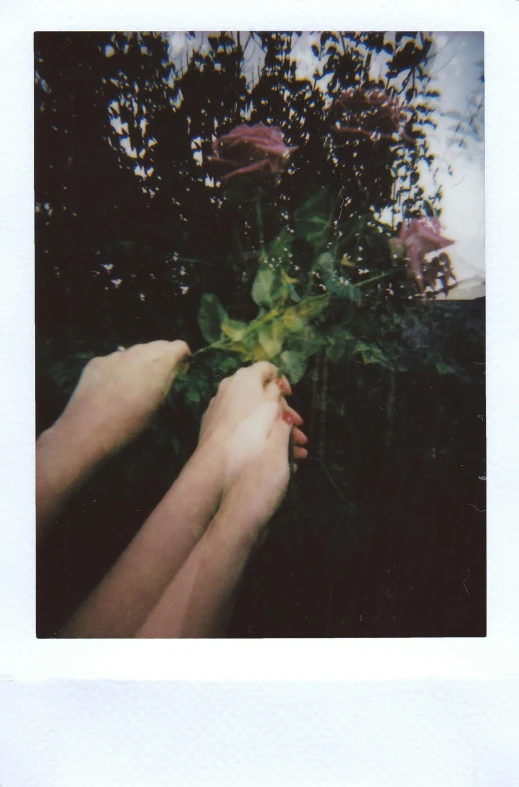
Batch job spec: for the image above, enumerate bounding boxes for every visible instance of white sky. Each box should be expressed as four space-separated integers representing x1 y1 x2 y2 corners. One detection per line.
425 32 485 297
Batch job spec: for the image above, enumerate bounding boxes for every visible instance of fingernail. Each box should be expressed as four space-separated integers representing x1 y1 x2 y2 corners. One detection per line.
282 412 293 425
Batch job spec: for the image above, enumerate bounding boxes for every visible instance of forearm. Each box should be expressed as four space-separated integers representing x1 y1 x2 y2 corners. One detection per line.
61 438 227 638
36 340 190 541
36 416 104 541
136 505 258 638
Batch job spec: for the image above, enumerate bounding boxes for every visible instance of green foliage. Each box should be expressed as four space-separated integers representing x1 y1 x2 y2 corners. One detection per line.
251 266 276 308
316 252 363 302
198 294 228 343
279 350 308 384
294 191 334 252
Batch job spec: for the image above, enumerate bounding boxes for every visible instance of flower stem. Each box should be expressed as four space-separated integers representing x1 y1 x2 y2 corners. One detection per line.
256 196 267 262
356 266 405 288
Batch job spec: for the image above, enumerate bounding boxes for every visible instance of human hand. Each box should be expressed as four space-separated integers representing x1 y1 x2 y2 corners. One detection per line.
215 404 294 547
199 361 283 445
56 340 190 459
198 361 308 479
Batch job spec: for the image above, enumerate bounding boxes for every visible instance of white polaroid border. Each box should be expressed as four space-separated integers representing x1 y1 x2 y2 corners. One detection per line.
1 0 518 686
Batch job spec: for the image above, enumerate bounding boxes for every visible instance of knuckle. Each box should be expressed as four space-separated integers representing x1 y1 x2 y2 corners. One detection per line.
171 339 190 355
146 340 169 354
86 356 103 370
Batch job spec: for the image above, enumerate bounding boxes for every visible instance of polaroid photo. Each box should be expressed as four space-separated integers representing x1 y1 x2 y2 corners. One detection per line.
33 29 485 645
2 3 519 784
1 1 518 688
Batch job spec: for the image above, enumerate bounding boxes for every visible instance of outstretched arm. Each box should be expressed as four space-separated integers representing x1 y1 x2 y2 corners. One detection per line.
36 340 190 540
136 404 294 638
62 363 306 639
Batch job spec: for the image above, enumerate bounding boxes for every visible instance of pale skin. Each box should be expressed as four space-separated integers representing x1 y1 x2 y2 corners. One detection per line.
37 341 307 638
137 403 294 638
36 339 191 540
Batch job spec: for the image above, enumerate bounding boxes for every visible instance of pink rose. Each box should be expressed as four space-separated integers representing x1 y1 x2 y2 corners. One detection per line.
390 218 455 293
208 123 298 182
330 86 416 146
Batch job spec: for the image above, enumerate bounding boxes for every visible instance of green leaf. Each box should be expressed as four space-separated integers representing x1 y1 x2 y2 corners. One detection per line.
185 387 201 406
252 267 275 308
198 293 227 343
288 325 326 357
316 253 362 303
279 350 308 384
341 282 363 304
293 293 330 321
316 251 334 275
326 341 346 363
221 317 247 342
279 310 306 334
268 229 293 263
325 274 362 303
258 327 283 359
326 329 355 363
355 341 388 366
294 190 333 250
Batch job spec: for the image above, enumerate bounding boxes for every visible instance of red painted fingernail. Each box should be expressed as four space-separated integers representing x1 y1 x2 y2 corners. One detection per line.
282 412 293 425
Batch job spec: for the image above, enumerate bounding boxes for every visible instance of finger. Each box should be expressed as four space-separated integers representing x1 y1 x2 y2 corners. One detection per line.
167 340 191 362
281 401 304 427
275 376 292 396
147 340 191 378
133 340 168 359
163 342 191 390
247 361 279 386
293 446 308 460
264 379 283 402
143 339 190 362
292 427 308 446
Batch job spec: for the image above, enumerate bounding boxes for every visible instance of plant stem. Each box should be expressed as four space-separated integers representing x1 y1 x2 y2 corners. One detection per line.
177 256 216 267
256 196 267 262
356 266 405 288
191 292 330 359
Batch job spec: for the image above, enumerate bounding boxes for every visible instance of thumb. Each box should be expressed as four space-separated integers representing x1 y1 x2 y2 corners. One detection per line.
166 340 191 384
168 340 191 365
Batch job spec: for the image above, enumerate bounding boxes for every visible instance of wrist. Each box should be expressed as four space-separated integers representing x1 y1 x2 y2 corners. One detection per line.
39 411 106 483
213 490 268 554
190 434 229 488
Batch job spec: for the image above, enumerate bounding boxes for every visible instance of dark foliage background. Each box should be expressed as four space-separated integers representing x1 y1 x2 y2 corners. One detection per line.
35 31 485 637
